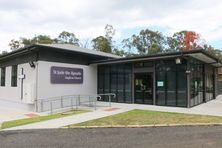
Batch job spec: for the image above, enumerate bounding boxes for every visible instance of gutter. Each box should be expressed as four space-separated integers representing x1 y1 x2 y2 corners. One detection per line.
0 45 38 62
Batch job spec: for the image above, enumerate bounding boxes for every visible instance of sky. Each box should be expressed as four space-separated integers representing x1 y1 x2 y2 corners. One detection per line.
1 0 222 52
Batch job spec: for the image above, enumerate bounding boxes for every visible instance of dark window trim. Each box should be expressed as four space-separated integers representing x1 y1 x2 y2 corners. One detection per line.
155 60 187 107
1 67 6 87
11 65 18 87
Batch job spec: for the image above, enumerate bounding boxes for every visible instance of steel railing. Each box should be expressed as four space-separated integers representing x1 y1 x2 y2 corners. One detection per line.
98 93 116 107
35 93 116 114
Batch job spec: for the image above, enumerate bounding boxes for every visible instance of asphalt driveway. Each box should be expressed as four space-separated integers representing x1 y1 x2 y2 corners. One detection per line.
0 126 222 148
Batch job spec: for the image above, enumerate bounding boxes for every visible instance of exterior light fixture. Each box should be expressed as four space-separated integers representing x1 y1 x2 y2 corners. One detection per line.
175 58 182 64
29 61 36 68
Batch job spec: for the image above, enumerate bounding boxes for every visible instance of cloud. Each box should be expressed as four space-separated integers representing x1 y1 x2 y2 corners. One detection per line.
0 0 222 51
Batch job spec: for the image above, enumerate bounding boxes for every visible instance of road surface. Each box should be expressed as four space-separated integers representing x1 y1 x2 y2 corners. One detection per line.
0 126 222 148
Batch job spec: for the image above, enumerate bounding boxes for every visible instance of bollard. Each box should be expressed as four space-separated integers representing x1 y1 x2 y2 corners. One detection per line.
109 95 111 107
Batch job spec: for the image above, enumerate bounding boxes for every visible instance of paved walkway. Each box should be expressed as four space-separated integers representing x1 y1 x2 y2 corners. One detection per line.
3 95 222 130
110 96 222 117
4 107 132 130
0 107 41 123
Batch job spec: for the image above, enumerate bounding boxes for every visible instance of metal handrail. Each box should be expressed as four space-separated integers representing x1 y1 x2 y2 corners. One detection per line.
98 93 116 107
35 94 112 114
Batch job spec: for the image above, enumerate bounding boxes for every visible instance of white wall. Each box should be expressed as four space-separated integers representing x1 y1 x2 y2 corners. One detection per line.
0 63 37 110
0 61 97 111
37 61 98 99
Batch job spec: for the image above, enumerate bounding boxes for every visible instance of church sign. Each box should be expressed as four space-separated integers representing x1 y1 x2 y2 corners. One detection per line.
50 66 83 84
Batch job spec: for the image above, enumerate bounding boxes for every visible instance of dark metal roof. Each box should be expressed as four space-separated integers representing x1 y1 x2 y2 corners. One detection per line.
1 45 221 67
90 49 222 67
0 44 120 62
37 44 121 58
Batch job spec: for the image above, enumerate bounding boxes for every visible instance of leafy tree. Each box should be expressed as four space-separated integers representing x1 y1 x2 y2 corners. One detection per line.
122 29 166 55
203 45 222 60
23 35 54 46
9 39 23 50
0 50 8 55
122 38 134 56
166 31 187 51
167 31 201 51
56 31 80 46
92 36 112 53
92 24 115 53
112 48 126 57
9 35 54 50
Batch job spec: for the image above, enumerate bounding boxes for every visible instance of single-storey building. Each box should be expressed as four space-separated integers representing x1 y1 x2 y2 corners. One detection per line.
0 44 221 111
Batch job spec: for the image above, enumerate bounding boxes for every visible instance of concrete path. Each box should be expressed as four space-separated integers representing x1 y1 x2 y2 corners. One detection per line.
110 96 222 117
4 107 132 130
0 107 41 123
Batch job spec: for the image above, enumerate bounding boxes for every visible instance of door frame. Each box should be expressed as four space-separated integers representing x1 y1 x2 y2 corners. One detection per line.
134 72 154 104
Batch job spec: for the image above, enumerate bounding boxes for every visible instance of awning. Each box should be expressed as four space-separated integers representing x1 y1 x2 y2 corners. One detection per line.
186 52 222 67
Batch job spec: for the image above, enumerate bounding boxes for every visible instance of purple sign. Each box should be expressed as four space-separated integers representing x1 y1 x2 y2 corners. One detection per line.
51 66 83 84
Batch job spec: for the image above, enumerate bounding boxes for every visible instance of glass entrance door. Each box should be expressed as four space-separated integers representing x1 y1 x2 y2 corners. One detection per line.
134 73 153 104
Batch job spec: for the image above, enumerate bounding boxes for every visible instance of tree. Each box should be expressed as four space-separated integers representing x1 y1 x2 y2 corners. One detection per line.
9 35 54 50
23 35 54 46
184 31 200 50
166 31 187 51
9 39 23 50
91 24 115 53
203 45 222 60
0 50 8 56
105 24 115 43
122 29 166 55
56 31 80 46
166 31 201 51
32 35 54 44
112 48 126 57
92 36 112 53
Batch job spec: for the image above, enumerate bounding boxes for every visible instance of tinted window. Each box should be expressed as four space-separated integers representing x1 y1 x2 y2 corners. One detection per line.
1 67 6 87
11 65 18 87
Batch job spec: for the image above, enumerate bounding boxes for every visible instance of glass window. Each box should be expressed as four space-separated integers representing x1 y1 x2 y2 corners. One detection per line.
117 65 124 102
98 64 132 103
134 62 154 68
134 62 143 68
189 59 203 107
98 67 104 94
110 66 117 102
11 65 18 87
1 67 6 87
143 62 154 67
166 71 176 106
205 66 214 101
156 71 166 105
156 59 187 107
125 65 132 103
177 72 187 107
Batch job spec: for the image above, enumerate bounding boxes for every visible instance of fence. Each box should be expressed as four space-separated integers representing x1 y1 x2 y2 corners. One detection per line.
35 93 115 114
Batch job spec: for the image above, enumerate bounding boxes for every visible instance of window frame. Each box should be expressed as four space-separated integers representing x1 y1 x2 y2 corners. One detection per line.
11 65 18 87
1 67 6 87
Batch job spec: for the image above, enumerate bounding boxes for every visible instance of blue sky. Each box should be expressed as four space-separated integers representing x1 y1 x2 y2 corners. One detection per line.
0 0 222 51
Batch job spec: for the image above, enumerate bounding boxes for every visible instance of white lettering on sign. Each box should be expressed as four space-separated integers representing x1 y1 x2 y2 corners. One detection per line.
51 66 83 84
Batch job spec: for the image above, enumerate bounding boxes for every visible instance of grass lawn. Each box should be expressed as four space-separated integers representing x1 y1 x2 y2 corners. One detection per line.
69 109 222 127
1 110 88 129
